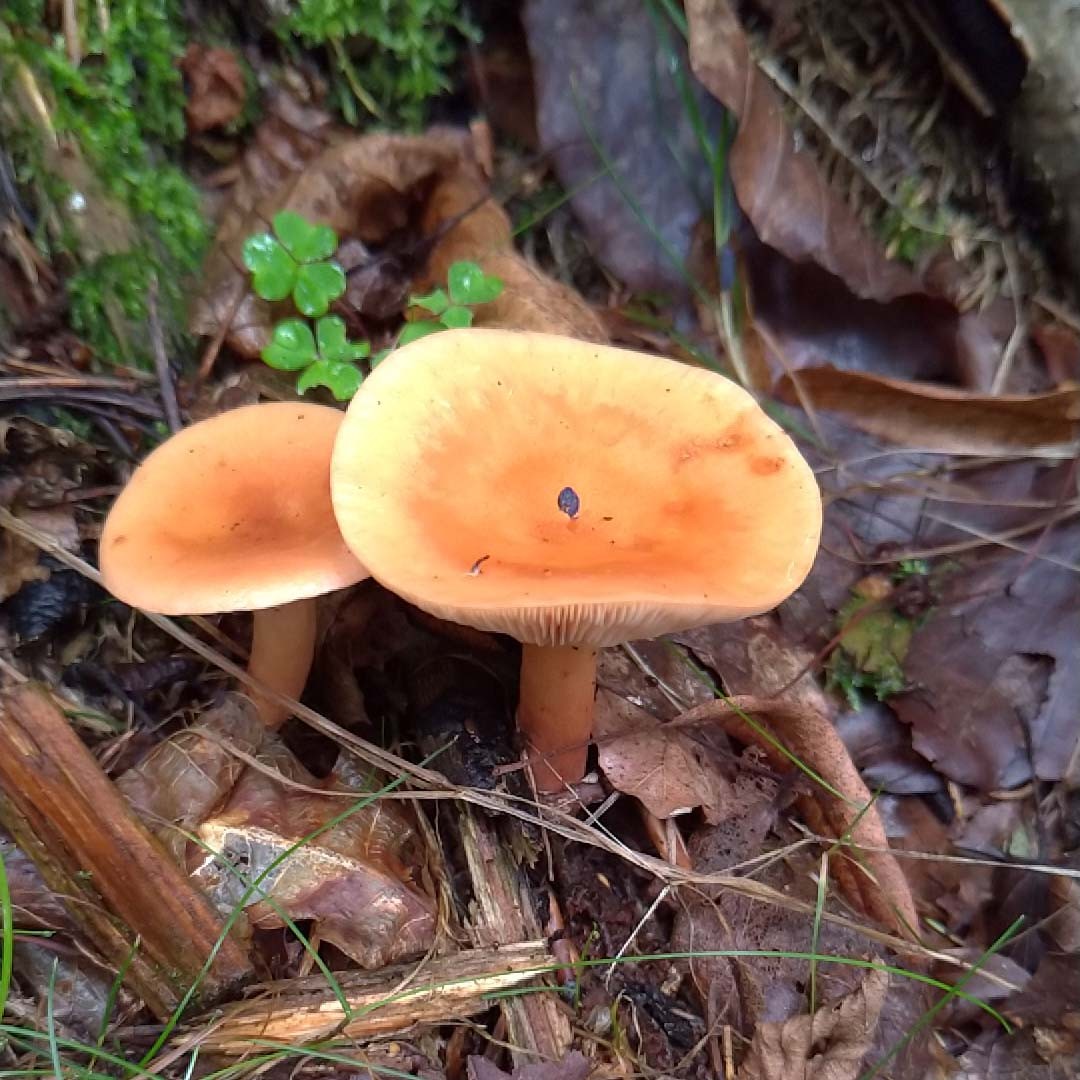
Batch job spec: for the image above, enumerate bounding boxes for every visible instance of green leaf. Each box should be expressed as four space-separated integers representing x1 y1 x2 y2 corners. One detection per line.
316 316 371 362
297 360 363 401
262 319 317 370
440 305 474 329
242 233 297 302
398 320 443 347
409 287 449 316
293 261 346 317
447 260 504 305
370 347 393 368
272 211 338 262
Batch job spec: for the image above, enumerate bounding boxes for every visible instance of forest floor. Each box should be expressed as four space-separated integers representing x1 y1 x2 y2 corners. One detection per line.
0 2 1078 1079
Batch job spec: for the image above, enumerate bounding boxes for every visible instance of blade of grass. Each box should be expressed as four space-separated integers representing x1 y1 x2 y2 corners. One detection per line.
859 916 1025 1079
0 848 13 1022
45 960 62 1080
808 852 829 1014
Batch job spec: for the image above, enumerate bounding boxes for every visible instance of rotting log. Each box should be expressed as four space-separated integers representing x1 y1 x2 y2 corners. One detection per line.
184 940 554 1052
460 808 573 1064
0 683 254 1019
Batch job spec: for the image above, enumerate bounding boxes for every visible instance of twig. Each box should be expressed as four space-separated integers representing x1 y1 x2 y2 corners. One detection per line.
147 276 182 433
991 241 1027 395
196 278 246 383
175 942 554 1054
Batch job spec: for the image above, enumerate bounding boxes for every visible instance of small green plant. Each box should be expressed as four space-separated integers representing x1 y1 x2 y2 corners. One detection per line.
275 0 477 128
264 316 370 401
245 212 504 401
400 261 504 345
243 212 347 317
1 0 208 366
826 575 915 708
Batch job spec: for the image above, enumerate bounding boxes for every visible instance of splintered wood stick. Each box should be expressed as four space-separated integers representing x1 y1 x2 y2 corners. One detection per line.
0 683 253 1019
460 807 573 1065
187 941 556 1052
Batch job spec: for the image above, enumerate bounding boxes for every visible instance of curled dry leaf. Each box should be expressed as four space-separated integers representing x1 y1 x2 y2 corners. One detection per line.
116 694 265 863
675 696 917 936
419 161 607 340
738 969 889 1080
180 44 247 134
593 688 734 822
686 0 916 305
191 742 435 968
776 369 1080 456
191 112 466 358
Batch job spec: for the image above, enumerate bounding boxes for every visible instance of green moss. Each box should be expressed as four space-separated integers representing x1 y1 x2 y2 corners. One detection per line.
1 1 207 367
826 585 914 708
276 0 477 128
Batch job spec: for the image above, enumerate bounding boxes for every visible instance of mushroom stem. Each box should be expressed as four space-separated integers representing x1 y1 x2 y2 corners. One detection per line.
518 644 598 792
248 599 318 730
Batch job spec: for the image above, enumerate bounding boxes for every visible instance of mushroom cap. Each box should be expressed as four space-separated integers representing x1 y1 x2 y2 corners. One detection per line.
332 330 821 647
101 403 367 615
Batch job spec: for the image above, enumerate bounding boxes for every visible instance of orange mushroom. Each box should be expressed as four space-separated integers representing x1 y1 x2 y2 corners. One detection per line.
331 329 822 791
101 403 367 729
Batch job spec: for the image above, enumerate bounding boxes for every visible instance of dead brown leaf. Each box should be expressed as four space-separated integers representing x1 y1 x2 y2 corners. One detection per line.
191 742 435 968
777 369 1080 456
190 110 465 359
594 688 734 822
676 696 917 935
523 0 724 301
180 44 247 134
892 507 1080 789
738 969 889 1080
686 0 916 305
467 1052 592 1080
419 161 607 340
116 694 265 863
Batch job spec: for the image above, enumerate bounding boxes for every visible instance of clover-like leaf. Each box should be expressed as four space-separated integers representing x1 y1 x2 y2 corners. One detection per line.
293 261 346 318
370 347 393 368
296 360 363 401
243 233 297 302
398 320 444 347
273 211 338 263
409 287 449 316
262 319 317 371
447 261 504 306
316 316 371 363
440 305 474 329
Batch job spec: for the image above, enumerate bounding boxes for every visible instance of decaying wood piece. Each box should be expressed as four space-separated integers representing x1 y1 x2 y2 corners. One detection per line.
188 941 554 1051
460 808 573 1064
0 684 253 1018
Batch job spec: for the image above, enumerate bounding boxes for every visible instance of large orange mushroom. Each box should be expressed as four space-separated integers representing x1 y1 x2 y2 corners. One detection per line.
101 403 367 729
331 329 822 791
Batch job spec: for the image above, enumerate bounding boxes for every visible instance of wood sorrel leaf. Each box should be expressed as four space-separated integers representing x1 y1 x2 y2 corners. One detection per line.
316 316 370 363
297 360 363 401
440 305 474 329
272 211 338 263
242 233 297 302
398 320 443 347
409 287 449 316
262 319 317 370
447 261 504 305
293 261 346 317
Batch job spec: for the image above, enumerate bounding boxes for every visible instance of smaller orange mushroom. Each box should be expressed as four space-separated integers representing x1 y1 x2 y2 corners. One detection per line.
331 329 822 791
101 403 367 729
